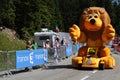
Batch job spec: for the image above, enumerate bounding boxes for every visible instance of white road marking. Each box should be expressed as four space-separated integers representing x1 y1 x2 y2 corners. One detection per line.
81 75 89 80
92 70 98 73
80 70 98 80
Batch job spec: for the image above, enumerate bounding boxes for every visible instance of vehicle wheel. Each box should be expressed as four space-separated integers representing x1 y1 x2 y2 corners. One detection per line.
66 56 68 58
78 63 82 70
99 63 104 70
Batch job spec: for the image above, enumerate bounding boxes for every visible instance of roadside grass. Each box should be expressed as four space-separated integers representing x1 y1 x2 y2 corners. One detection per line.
0 32 26 71
0 32 26 51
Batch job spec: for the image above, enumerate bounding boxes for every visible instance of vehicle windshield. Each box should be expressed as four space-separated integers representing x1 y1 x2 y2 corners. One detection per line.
39 36 50 40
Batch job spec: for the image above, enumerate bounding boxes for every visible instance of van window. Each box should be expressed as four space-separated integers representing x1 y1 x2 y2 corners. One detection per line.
39 36 50 40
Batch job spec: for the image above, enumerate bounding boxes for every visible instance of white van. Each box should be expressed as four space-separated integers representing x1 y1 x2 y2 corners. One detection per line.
34 28 72 48
34 31 58 48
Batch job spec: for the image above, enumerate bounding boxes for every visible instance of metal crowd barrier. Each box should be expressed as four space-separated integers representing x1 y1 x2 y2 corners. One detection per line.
47 45 79 62
0 51 16 76
47 43 88 64
0 44 82 77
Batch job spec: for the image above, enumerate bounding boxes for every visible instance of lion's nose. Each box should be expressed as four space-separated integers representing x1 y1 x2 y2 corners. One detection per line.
90 19 95 24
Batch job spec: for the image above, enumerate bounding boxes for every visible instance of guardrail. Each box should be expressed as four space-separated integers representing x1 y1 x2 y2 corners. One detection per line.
0 44 82 77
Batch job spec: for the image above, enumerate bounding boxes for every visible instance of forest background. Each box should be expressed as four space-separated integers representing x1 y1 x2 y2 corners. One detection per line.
0 0 119 50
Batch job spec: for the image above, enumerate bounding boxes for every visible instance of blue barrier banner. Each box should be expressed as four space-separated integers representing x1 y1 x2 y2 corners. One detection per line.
16 49 48 69
65 46 72 57
76 44 80 51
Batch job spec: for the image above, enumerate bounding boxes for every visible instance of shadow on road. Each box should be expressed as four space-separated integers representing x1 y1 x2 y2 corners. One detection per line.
46 64 102 72
0 65 43 77
47 64 72 69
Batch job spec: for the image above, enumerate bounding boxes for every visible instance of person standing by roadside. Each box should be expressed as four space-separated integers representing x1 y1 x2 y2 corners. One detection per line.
26 40 33 50
54 37 60 64
32 40 38 49
25 40 33 71
45 39 51 48
61 37 68 46
42 39 51 68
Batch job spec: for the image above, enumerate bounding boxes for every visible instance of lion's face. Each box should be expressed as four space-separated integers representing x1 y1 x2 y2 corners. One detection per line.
84 10 102 31
80 7 110 32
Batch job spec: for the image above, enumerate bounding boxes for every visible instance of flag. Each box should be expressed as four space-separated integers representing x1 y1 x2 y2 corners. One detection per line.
55 25 59 32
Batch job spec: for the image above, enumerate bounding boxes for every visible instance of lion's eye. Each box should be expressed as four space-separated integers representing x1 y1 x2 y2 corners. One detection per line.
88 14 92 19
94 14 98 18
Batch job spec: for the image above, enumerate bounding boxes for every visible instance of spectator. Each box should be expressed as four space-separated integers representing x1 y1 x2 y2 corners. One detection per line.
25 40 33 71
116 41 120 52
26 40 33 50
45 39 51 48
53 37 60 64
42 48 48 68
41 39 51 68
72 40 77 45
32 40 38 49
61 37 68 46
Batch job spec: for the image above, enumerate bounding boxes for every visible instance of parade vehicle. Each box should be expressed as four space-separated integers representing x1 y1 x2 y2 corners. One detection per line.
69 7 115 70
72 47 106 70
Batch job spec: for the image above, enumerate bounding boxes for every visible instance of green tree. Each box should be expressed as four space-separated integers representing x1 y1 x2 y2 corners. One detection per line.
0 0 15 28
59 0 81 32
15 0 62 38
113 1 120 35
46 0 63 31
0 0 119 38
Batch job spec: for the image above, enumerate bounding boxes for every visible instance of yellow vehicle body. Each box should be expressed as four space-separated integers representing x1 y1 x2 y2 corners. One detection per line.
72 57 103 69
72 47 115 70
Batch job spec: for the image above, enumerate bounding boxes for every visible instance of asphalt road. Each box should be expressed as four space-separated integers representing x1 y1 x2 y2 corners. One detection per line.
0 48 120 80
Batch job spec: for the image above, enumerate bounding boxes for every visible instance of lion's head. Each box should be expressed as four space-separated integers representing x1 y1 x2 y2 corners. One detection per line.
80 7 110 32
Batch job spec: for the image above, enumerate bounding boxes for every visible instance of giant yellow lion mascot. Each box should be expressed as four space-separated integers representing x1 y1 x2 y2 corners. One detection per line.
69 7 115 70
